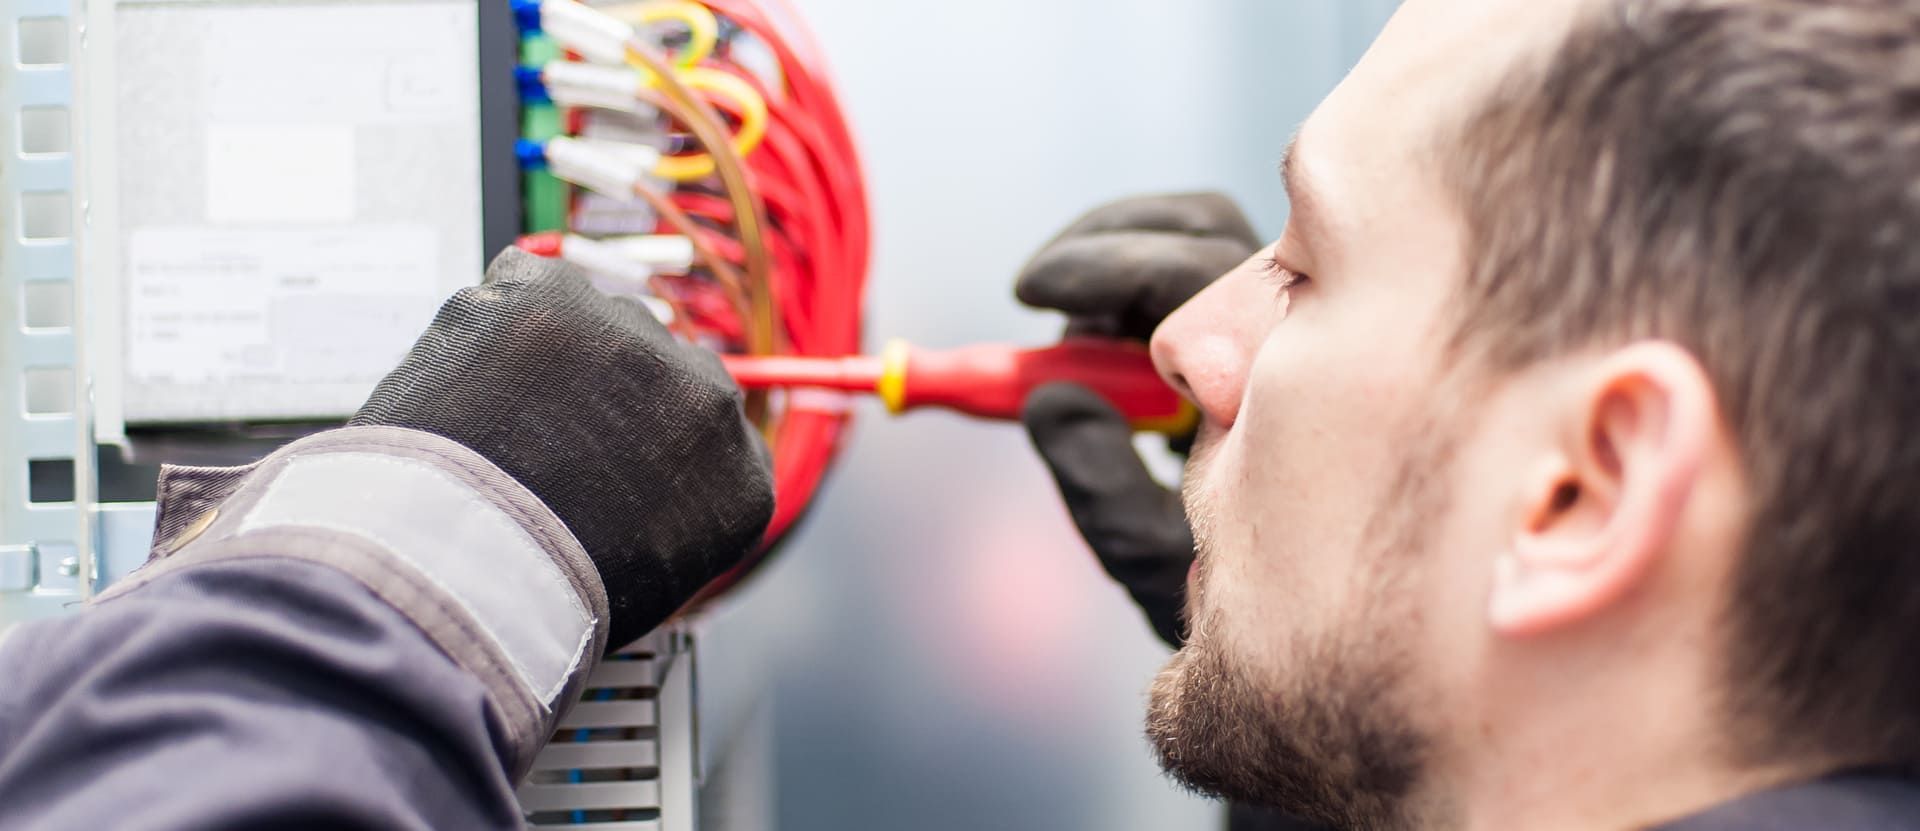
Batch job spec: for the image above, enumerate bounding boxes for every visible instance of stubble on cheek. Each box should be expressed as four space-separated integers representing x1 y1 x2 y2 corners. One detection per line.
1145 405 1457 829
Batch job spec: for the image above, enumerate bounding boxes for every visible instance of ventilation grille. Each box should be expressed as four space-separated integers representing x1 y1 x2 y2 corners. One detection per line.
522 636 670 830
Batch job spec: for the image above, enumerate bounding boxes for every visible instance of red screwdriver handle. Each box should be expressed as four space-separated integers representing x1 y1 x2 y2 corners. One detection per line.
720 339 1197 435
879 338 1196 434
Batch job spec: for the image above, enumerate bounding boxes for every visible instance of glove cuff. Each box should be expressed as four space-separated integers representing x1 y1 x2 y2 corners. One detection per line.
119 425 609 777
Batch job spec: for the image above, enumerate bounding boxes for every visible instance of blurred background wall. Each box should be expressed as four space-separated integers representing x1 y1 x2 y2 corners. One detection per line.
704 3 1404 829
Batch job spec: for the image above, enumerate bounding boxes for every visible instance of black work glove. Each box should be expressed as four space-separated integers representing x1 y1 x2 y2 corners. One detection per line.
1017 192 1258 647
351 248 773 648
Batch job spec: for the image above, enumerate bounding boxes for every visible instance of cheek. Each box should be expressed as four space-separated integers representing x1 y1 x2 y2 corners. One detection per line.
1203 312 1431 618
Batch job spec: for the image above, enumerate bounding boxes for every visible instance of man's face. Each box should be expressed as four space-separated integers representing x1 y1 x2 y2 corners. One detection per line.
1145 1 1592 825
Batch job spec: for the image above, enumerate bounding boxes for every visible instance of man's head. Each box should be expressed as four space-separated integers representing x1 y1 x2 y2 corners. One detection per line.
1148 0 1920 826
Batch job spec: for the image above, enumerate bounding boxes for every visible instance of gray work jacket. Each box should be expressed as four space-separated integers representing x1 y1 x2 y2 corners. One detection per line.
0 426 604 829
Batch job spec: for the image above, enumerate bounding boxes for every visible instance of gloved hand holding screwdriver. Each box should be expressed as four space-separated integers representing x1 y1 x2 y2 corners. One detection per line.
715 191 1255 648
1016 193 1324 831
1017 192 1261 648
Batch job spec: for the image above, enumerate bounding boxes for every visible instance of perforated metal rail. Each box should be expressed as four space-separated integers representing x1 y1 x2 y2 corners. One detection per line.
521 629 701 831
1 0 96 621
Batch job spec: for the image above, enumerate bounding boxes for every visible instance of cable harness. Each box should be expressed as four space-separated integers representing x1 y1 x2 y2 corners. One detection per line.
513 0 870 602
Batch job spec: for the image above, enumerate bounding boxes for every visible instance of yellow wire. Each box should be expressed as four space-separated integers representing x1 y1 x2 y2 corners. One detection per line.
599 0 717 67
587 2 766 180
649 67 769 181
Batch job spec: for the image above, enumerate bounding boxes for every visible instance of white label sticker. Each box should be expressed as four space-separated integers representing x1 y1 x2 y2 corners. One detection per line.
127 227 440 385
206 123 356 224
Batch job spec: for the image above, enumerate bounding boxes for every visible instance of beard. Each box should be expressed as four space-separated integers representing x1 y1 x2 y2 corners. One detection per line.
1145 422 1456 830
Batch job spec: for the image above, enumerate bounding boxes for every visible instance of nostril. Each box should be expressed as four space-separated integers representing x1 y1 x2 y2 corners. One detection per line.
1165 369 1195 404
1149 332 1188 403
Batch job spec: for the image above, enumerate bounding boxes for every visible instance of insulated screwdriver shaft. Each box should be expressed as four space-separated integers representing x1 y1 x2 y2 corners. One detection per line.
721 338 1196 434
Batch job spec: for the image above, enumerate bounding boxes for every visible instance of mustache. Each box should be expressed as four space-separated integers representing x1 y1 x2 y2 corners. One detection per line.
1180 422 1223 500
1180 422 1225 612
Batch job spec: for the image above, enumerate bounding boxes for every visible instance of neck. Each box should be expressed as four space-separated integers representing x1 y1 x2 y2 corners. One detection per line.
1424 658 1811 830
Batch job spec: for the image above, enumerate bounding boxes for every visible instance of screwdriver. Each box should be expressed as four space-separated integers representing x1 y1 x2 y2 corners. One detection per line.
721 338 1197 434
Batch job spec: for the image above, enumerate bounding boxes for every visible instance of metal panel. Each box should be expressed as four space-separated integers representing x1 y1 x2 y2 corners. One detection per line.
2 0 96 626
96 502 153 584
655 632 697 831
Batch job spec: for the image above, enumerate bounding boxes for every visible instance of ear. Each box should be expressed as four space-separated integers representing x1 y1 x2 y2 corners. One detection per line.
1489 342 1718 636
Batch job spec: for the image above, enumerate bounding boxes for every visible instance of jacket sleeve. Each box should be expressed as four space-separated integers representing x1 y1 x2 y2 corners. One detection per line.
0 426 611 831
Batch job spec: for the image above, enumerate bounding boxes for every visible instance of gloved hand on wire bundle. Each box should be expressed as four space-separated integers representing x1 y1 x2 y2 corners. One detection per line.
0 248 774 831
352 248 775 648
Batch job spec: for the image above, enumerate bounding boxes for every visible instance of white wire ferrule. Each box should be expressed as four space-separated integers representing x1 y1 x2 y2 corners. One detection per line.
544 136 660 199
543 61 651 113
603 235 696 273
540 0 633 65
560 233 694 279
561 234 654 282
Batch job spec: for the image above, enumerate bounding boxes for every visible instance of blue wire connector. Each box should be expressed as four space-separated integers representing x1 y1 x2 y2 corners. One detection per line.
512 0 542 33
515 138 549 171
515 65 550 104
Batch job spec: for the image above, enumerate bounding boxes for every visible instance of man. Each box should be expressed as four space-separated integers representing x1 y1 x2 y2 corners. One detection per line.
3 0 1920 828
1023 0 1920 828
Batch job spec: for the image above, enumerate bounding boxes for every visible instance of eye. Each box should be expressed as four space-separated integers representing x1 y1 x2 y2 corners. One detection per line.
1257 255 1309 298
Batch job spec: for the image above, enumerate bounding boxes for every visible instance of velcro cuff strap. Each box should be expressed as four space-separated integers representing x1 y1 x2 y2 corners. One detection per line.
239 452 592 706
106 426 609 775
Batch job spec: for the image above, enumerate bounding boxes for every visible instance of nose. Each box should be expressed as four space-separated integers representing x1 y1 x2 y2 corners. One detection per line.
1150 258 1273 430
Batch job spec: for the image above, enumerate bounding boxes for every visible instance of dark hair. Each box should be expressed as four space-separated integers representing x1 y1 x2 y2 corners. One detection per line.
1446 0 1920 766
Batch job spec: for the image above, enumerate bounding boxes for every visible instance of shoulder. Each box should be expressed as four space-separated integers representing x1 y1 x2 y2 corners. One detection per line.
1659 773 1920 831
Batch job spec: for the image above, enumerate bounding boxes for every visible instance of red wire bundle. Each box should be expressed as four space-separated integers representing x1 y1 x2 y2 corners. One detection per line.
561 0 869 576
683 0 868 558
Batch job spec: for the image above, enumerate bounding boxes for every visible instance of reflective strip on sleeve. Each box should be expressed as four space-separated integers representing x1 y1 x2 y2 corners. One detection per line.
237 452 593 707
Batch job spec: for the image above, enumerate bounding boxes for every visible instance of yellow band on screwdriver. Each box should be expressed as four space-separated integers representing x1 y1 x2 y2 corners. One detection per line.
1131 400 1200 436
877 339 911 414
